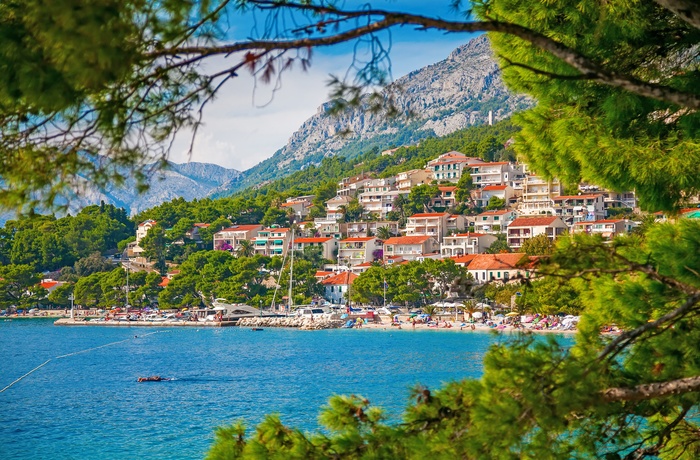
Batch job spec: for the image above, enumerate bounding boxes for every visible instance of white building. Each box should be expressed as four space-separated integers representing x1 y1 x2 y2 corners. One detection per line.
427 151 483 183
337 237 381 267
469 162 524 188
405 212 451 243
213 224 264 252
473 210 518 234
293 237 338 260
507 216 568 249
383 235 440 261
440 232 498 257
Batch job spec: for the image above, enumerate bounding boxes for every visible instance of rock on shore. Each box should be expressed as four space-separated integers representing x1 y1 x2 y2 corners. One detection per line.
237 316 344 330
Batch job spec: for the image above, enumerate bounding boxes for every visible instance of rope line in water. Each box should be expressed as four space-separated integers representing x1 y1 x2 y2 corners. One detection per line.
0 330 169 393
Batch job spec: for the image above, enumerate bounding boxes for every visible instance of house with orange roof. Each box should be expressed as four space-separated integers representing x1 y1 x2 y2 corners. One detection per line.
466 253 533 283
294 236 338 260
337 237 381 267
321 271 358 304
406 212 451 242
281 195 314 221
427 151 484 183
39 279 65 293
450 254 478 267
440 232 497 257
572 219 637 239
314 270 336 281
473 210 518 234
474 184 515 208
213 224 264 252
358 178 400 218
469 162 524 188
337 173 374 197
551 194 605 224
314 219 347 239
507 216 568 249
383 235 439 262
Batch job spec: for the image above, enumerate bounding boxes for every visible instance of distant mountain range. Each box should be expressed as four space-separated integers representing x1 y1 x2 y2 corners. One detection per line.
0 161 242 224
216 35 532 196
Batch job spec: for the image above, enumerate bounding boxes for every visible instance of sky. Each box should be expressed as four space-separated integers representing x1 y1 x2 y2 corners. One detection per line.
168 1 476 171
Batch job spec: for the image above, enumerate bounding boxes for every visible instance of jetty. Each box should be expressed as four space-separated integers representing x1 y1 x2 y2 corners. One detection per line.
54 318 236 327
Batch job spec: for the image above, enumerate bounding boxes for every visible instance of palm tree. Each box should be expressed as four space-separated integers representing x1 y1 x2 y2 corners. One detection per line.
462 299 477 321
376 226 393 241
422 304 437 317
236 240 255 258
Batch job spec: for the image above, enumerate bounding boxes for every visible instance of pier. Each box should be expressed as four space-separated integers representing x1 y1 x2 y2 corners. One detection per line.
54 318 237 327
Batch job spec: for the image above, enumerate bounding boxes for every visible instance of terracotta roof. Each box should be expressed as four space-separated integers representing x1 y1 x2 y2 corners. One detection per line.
383 235 432 245
40 280 59 289
341 237 376 242
409 212 449 218
353 261 375 268
158 277 170 287
509 216 560 227
295 237 332 243
219 224 262 232
138 220 157 227
467 253 529 270
193 223 210 228
454 232 487 237
281 201 306 207
262 227 289 232
321 271 358 286
482 185 508 191
438 186 457 192
553 194 600 201
314 271 335 278
451 254 478 265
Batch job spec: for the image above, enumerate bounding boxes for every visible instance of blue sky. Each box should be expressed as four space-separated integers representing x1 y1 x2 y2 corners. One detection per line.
169 1 478 171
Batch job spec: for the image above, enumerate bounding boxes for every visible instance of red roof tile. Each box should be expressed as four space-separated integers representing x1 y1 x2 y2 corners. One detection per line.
40 281 59 289
482 185 508 191
451 254 478 265
467 253 528 270
454 232 487 237
321 272 358 286
478 210 512 216
383 236 432 245
509 217 560 227
295 237 332 243
158 277 170 287
219 224 263 232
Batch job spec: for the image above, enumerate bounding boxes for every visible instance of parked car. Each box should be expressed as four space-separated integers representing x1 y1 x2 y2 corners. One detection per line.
295 308 325 319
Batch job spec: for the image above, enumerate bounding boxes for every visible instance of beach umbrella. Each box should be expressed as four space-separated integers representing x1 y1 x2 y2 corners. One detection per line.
506 312 519 317
495 314 505 318
472 312 483 319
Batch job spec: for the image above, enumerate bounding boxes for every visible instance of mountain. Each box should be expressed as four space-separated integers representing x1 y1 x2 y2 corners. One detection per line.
0 161 242 224
218 35 532 195
68 161 242 216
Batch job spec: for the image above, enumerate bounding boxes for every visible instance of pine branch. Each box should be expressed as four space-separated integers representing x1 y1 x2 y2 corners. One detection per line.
151 5 700 109
602 375 700 402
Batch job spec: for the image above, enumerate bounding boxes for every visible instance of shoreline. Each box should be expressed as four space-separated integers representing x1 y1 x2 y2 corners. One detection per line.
352 318 579 335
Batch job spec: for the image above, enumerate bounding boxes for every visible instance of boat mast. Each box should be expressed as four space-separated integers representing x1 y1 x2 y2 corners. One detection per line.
288 228 294 313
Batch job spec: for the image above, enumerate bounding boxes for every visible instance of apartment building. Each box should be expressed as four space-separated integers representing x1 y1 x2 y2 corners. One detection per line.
314 220 347 239
281 195 314 222
396 169 431 191
469 162 524 188
551 194 606 225
519 174 562 214
474 184 515 208
337 173 373 197
252 227 291 257
346 221 400 239
430 186 457 209
322 271 358 305
213 224 264 252
337 237 381 267
473 210 518 234
132 219 157 255
383 235 439 261
507 216 568 249
405 212 450 242
427 151 483 183
440 232 497 257
358 179 400 219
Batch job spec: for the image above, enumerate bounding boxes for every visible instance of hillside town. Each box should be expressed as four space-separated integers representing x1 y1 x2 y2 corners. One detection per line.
115 149 696 309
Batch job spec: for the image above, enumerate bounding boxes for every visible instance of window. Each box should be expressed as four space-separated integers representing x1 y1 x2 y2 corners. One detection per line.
494 216 499 221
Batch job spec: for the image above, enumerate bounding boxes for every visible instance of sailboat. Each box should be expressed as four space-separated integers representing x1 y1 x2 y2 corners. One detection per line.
270 226 295 315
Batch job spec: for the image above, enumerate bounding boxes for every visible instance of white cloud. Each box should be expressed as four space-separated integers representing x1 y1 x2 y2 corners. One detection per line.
169 35 473 171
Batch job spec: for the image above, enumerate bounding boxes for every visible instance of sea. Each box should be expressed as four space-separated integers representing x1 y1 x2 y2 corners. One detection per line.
1 319 506 459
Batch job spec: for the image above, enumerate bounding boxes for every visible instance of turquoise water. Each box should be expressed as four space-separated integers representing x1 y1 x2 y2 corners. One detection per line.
1 319 500 459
